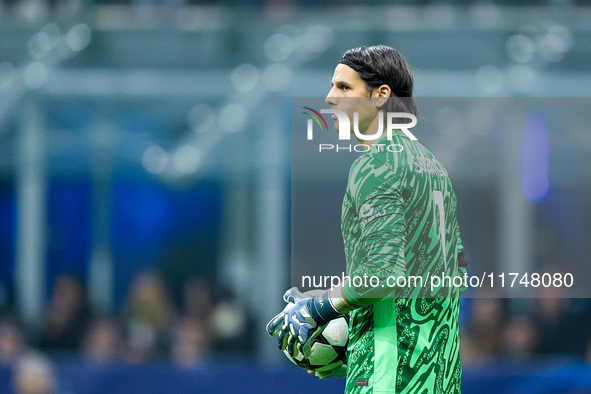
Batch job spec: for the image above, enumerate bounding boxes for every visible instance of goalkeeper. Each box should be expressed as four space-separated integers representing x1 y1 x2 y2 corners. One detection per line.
267 45 468 393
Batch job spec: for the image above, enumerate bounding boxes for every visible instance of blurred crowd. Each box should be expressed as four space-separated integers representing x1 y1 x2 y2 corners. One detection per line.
461 287 591 366
2 270 591 392
0 271 252 393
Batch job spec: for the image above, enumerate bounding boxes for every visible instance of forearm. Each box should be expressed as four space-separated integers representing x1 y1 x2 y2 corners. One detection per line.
308 276 392 323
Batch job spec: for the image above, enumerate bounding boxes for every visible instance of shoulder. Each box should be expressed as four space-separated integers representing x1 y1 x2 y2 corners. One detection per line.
346 151 399 205
348 139 411 181
348 152 390 185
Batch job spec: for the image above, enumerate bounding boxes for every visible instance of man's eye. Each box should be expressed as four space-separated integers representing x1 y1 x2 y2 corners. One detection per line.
341 86 350 91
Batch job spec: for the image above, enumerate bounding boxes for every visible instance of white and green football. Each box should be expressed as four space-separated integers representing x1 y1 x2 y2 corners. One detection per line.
282 309 349 376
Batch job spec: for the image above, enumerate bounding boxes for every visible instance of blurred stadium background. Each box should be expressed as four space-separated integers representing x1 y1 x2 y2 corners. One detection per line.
0 0 591 393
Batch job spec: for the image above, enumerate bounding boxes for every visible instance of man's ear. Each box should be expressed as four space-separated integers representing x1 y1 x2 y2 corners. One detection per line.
373 84 391 107
375 84 391 98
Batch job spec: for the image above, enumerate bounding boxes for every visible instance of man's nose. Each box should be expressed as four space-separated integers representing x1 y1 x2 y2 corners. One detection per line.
325 92 336 106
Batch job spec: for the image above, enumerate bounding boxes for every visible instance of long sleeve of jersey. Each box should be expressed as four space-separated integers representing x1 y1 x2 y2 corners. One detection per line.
341 154 407 306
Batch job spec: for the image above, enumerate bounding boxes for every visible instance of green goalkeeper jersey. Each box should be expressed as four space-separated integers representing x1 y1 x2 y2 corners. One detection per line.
341 130 464 394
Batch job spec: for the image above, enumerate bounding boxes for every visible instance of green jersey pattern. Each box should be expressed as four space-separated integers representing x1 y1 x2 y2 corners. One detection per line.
341 130 464 394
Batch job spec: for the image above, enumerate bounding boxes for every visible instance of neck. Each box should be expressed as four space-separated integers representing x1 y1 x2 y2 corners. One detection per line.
355 133 384 147
355 113 384 147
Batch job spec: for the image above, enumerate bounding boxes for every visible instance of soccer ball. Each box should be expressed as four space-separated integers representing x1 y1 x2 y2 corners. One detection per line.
282 311 349 374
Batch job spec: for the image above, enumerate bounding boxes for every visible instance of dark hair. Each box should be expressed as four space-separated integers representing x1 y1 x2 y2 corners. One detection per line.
340 45 420 117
